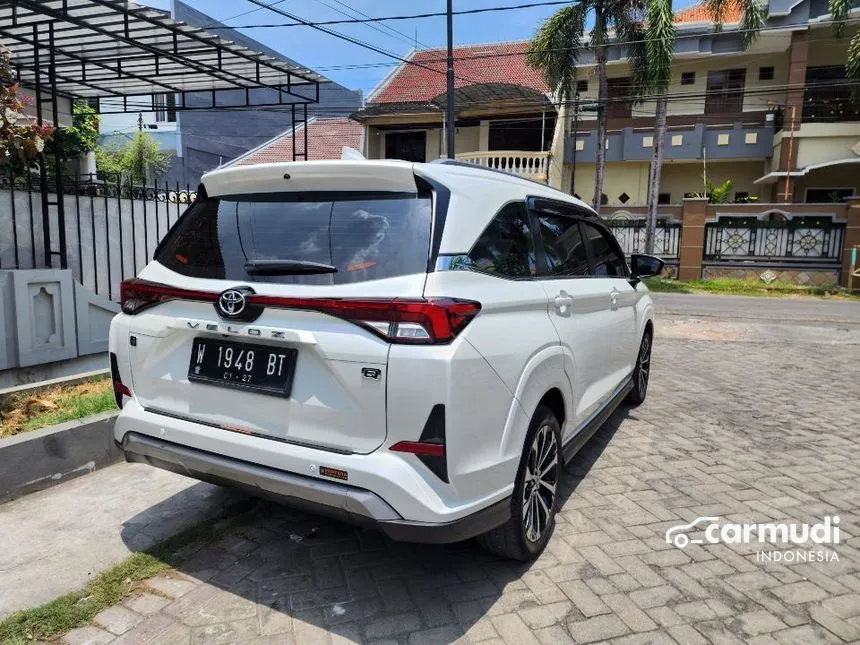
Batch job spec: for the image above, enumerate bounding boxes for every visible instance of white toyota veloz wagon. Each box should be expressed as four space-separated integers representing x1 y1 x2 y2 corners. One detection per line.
110 159 663 560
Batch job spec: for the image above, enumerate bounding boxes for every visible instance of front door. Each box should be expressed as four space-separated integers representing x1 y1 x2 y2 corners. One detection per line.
532 210 615 434
580 220 638 381
385 131 427 162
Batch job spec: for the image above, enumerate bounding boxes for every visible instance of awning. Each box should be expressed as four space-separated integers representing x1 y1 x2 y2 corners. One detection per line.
755 158 860 184
0 0 324 113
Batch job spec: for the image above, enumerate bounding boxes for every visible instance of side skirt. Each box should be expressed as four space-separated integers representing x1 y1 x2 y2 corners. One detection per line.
561 377 633 465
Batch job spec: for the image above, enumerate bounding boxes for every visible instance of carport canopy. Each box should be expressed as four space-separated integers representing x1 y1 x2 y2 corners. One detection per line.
0 0 324 114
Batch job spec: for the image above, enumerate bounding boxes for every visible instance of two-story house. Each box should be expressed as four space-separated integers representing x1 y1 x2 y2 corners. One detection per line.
352 42 559 185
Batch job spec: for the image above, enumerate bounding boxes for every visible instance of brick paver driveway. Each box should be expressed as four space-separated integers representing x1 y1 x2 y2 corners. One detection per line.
70 319 860 645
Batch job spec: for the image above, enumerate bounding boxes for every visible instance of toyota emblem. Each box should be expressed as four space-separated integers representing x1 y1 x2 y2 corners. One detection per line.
218 289 247 318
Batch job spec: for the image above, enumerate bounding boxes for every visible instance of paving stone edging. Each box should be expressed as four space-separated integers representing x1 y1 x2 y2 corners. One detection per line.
0 411 121 503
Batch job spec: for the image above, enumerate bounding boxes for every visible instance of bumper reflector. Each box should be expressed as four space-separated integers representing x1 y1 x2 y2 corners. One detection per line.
389 440 445 458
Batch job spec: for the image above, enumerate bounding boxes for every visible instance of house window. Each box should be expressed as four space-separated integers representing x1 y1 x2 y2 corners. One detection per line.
705 69 746 114
606 77 632 119
803 66 860 122
385 130 427 162
154 93 177 123
658 193 671 205
680 72 695 86
759 66 774 81
577 80 589 93
804 187 853 203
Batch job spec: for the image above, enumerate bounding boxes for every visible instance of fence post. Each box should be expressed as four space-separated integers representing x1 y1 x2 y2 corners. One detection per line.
842 197 860 288
678 198 709 281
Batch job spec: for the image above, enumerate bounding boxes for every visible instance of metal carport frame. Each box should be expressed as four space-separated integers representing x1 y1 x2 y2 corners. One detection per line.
0 0 321 268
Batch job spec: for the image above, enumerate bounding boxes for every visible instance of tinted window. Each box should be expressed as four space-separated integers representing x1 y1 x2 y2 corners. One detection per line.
536 214 589 277
156 193 432 284
582 221 627 277
466 203 535 278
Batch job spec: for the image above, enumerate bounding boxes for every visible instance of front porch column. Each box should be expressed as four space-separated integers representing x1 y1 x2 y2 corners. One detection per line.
478 120 490 151
843 197 860 288
678 198 709 280
776 31 808 203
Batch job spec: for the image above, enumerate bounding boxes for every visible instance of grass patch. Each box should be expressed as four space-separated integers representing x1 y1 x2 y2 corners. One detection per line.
0 499 260 645
0 376 116 438
644 277 860 300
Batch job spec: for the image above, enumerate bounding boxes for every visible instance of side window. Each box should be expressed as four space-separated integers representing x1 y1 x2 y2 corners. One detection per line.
535 214 589 277
581 221 627 277
467 202 536 278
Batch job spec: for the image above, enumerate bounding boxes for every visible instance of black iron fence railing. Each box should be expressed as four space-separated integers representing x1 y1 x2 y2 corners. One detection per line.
0 171 197 301
704 220 846 262
605 220 682 258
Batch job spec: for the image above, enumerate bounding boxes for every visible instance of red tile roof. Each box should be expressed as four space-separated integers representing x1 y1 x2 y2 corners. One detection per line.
370 41 548 104
237 117 362 164
675 1 743 24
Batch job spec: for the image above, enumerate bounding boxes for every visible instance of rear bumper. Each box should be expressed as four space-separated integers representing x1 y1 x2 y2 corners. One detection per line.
119 431 510 544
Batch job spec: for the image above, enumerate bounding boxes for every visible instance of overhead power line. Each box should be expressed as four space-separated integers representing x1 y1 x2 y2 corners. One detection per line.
243 0 512 100
203 1 577 30
107 77 860 115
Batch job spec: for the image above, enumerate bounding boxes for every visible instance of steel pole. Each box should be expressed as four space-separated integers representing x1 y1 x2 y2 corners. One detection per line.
446 0 455 159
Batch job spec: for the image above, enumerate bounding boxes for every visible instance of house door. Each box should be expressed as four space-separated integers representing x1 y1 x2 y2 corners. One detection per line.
385 131 427 162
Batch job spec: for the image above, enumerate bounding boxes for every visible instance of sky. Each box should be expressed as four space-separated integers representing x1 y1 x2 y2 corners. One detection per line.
137 0 598 95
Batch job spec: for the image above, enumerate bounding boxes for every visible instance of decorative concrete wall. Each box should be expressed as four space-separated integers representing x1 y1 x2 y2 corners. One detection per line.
702 265 841 286
0 270 118 372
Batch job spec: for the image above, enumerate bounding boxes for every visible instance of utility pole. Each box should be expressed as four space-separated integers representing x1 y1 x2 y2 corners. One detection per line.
570 94 579 196
446 0 455 159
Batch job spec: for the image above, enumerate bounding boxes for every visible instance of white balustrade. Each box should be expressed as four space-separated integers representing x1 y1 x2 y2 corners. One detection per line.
454 150 550 183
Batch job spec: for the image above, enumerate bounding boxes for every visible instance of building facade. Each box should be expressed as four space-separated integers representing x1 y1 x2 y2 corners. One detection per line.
353 0 860 208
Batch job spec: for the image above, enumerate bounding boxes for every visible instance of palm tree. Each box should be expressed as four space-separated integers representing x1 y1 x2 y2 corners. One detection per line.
828 0 860 94
527 1 642 213
630 0 765 254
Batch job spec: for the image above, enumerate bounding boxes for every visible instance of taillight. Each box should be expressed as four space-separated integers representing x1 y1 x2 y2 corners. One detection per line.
118 279 480 344
120 278 216 314
250 296 481 345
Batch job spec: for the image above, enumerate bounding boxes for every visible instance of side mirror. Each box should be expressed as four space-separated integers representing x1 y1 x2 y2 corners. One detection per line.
630 254 665 283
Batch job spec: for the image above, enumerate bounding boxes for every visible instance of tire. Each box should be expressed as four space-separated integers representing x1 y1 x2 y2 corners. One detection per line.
477 405 562 561
626 327 653 406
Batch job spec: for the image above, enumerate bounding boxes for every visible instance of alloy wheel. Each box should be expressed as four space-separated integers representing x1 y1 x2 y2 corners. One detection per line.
638 333 652 395
522 424 559 543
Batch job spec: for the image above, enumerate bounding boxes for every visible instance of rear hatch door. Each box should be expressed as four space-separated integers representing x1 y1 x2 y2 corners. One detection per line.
125 187 432 455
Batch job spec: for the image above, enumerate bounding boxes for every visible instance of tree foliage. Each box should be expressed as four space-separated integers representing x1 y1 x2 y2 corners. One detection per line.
527 0 644 212
829 0 860 97
96 130 173 183
50 102 100 160
0 43 55 173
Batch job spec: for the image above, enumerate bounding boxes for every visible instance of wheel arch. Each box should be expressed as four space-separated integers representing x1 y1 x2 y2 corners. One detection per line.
500 346 571 459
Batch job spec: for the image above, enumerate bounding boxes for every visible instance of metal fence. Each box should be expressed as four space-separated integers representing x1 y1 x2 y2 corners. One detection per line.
704 220 846 262
0 171 196 301
605 220 682 258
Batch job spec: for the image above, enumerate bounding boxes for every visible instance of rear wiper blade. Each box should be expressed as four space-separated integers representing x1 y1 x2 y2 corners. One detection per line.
244 259 338 276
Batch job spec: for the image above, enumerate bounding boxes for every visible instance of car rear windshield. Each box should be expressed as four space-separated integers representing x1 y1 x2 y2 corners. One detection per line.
154 192 433 285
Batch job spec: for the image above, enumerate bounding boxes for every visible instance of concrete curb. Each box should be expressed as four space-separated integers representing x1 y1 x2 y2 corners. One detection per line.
0 411 121 504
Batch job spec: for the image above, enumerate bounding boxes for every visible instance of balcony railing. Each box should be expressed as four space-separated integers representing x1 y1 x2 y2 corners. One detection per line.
454 150 549 183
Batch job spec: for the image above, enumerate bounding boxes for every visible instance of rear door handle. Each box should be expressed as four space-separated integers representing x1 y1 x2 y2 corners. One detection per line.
554 291 573 309
610 288 620 307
